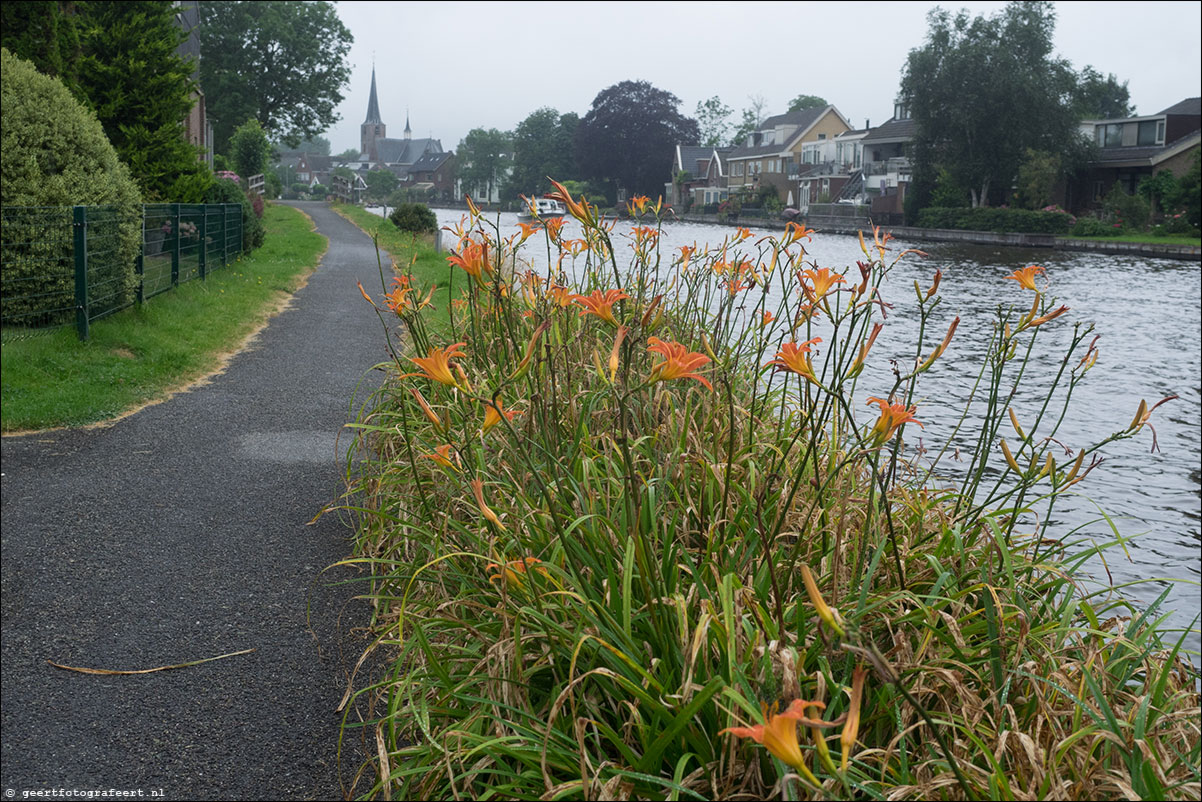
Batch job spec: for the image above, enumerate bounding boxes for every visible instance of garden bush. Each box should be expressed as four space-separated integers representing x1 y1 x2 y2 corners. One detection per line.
388 202 438 235
1069 215 1117 237
1 47 142 327
203 176 264 252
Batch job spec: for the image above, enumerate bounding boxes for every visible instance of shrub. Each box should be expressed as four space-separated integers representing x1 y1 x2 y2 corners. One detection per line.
1069 215 1117 237
1101 182 1151 231
1 47 142 327
388 202 438 235
203 177 264 252
915 206 1075 234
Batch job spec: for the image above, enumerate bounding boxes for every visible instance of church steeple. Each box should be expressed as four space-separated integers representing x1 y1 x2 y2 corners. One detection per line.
360 65 385 161
364 66 382 124
404 109 412 140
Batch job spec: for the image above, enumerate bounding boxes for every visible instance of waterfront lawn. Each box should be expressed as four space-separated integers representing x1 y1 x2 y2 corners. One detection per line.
1 204 324 432
1061 232 1201 247
329 202 453 334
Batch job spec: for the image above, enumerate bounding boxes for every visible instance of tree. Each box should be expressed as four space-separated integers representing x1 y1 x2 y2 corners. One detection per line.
457 128 511 201
229 118 272 183
3 1 207 201
364 168 399 204
575 80 699 199
901 2 1082 208
1014 149 1061 209
334 147 360 161
787 94 827 112
505 108 579 198
1073 66 1134 119
695 96 733 147
198 1 353 153
75 2 208 201
0 2 81 93
730 95 768 146
279 135 331 155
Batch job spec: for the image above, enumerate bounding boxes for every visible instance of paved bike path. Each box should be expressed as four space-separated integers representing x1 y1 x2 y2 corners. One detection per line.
1 202 392 800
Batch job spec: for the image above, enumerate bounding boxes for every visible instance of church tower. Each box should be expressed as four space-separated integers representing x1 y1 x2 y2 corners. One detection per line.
361 66 385 161
404 110 412 141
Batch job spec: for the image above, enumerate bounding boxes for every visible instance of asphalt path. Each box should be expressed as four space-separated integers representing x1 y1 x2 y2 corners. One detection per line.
1 202 393 800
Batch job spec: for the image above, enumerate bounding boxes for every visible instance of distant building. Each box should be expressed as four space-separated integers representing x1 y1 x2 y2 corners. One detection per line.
174 0 212 166
351 66 445 185
1068 97 1201 212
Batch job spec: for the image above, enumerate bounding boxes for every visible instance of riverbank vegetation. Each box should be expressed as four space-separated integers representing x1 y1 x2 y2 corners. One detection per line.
1 204 322 432
339 187 1199 800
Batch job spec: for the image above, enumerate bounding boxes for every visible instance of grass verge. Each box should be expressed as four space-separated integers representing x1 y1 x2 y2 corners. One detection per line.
1 203 325 433
329 202 452 335
338 198 1200 800
1059 233 1201 247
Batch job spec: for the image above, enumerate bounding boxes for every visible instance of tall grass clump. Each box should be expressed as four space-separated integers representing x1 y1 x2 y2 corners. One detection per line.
336 187 1199 800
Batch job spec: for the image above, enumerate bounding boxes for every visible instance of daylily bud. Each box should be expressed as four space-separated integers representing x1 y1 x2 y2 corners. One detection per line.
801 564 844 637
1008 408 1026 440
1000 439 1023 474
1064 450 1086 483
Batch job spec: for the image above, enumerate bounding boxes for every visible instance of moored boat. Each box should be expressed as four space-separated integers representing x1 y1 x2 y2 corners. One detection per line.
517 197 567 222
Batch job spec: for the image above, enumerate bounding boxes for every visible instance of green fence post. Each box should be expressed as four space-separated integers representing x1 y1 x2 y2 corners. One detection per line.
171 203 180 286
73 205 89 340
198 205 207 281
136 206 146 304
222 204 230 266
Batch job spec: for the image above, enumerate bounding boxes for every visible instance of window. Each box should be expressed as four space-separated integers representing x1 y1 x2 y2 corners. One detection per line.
817 133 826 141
1097 123 1123 148
1137 121 1160 146
733 162 744 177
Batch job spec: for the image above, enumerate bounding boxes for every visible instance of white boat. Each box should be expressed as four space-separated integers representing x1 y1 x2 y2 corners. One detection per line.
517 197 567 222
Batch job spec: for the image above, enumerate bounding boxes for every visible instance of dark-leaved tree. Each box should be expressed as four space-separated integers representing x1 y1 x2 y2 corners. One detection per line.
506 108 579 199
576 80 699 199
1073 66 1134 119
786 94 828 112
198 0 353 153
457 128 512 202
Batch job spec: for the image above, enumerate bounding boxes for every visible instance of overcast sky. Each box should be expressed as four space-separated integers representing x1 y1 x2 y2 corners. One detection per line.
324 0 1201 155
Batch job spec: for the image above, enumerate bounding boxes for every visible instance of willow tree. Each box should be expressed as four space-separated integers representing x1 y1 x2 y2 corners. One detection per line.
901 1 1081 208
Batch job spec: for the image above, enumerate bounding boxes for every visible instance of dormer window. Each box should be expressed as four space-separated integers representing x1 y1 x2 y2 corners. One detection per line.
894 102 910 120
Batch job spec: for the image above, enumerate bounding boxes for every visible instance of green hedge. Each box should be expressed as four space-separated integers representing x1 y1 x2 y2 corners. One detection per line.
1 47 142 325
915 206 1075 234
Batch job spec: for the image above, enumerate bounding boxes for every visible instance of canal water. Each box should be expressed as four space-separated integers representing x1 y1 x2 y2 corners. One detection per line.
374 206 1202 656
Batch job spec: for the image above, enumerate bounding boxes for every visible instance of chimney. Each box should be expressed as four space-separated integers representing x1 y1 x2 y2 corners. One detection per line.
865 118 870 130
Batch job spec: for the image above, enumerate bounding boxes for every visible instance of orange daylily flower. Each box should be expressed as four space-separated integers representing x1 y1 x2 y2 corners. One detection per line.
421 444 459 471
548 178 591 222
765 338 822 385
516 221 542 244
760 310 776 328
801 266 846 304
487 556 548 588
543 217 566 241
383 275 434 315
447 239 493 285
404 343 468 387
469 478 504 530
866 396 924 447
631 226 659 250
481 397 522 434
677 245 696 271
721 699 834 776
646 337 712 391
546 284 575 307
734 226 753 242
573 288 629 326
782 221 816 248
628 195 650 215
1005 265 1045 292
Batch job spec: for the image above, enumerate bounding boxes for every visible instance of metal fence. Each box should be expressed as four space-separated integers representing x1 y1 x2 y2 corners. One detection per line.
1 203 243 341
